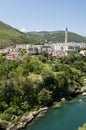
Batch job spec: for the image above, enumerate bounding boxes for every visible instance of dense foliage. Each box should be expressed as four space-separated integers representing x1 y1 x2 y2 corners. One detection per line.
0 53 86 128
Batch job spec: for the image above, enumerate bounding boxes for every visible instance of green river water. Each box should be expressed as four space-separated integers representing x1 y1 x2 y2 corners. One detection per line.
23 95 86 130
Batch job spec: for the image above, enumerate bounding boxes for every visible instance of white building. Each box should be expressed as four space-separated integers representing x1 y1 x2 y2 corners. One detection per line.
51 43 80 53
80 50 86 56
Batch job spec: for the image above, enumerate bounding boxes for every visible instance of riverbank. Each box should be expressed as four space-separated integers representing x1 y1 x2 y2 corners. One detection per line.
2 88 85 130
6 107 48 130
6 102 61 130
25 95 86 130
6 100 77 129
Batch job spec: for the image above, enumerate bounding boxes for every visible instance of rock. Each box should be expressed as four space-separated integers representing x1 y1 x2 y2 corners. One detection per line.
81 86 86 93
21 115 27 122
61 98 66 101
7 107 48 130
26 113 34 122
82 92 86 96
32 111 38 116
38 107 48 113
7 124 16 130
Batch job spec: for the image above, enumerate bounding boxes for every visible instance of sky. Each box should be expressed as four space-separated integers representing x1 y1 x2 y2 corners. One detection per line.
0 0 86 35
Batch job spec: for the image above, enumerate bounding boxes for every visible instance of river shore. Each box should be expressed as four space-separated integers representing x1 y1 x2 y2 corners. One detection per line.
6 102 61 130
1 87 86 130
6 107 48 130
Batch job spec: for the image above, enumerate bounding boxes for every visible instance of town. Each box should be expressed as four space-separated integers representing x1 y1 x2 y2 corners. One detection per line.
0 28 86 60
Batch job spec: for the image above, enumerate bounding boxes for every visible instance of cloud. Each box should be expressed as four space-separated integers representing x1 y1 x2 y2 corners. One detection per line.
20 28 28 32
35 30 41 32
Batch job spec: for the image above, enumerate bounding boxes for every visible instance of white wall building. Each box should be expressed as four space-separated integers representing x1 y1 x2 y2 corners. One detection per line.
80 50 86 56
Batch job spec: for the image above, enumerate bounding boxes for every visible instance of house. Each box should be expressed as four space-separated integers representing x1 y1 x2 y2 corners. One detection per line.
80 50 86 56
16 44 32 53
52 43 80 53
28 45 42 54
42 44 53 54
0 49 7 54
52 50 65 60
6 52 22 60
6 46 17 52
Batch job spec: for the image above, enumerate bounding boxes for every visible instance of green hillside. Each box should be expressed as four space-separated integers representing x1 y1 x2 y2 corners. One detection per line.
0 21 86 46
27 31 86 43
0 21 39 47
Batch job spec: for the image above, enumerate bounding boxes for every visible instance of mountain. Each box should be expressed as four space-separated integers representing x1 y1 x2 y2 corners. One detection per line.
0 21 39 47
0 21 86 46
27 31 86 43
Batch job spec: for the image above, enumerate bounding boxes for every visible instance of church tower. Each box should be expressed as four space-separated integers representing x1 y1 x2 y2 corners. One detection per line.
65 27 68 44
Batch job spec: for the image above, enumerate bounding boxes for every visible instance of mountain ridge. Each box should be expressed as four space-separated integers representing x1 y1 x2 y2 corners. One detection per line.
0 21 86 46
27 30 86 43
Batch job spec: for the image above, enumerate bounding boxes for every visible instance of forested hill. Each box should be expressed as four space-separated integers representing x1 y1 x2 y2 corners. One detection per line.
27 31 86 43
0 21 40 47
0 21 86 46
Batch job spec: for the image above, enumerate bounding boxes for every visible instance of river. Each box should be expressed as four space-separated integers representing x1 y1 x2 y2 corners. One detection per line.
23 95 86 130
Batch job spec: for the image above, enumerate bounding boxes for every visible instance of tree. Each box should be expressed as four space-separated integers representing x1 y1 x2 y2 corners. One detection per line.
38 88 52 106
54 72 68 98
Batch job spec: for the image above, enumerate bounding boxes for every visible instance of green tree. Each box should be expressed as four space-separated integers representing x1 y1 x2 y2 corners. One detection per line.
54 72 68 98
38 88 52 106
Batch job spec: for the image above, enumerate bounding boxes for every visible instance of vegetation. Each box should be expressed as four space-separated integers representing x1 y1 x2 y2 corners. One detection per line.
78 123 86 130
0 53 86 128
0 21 40 47
0 21 86 47
27 31 86 43
0 21 86 129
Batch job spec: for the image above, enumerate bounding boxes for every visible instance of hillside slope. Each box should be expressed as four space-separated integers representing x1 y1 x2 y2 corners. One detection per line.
0 21 39 46
0 21 86 46
27 31 86 43
0 21 22 46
